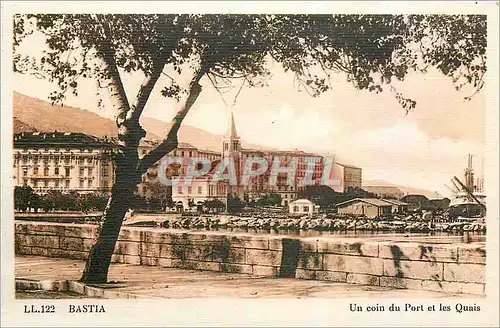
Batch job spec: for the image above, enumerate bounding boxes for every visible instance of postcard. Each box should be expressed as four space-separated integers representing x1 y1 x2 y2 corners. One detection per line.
1 1 498 327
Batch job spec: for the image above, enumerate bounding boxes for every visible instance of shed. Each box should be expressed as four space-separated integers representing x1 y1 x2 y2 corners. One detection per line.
335 198 393 218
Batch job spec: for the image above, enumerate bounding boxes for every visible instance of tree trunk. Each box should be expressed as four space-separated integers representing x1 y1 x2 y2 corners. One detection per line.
80 156 140 284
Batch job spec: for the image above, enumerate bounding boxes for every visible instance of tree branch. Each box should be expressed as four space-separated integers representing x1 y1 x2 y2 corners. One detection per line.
126 50 169 129
94 14 131 147
137 69 205 174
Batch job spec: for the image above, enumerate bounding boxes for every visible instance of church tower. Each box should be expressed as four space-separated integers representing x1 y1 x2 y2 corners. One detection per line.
222 111 241 157
222 111 243 199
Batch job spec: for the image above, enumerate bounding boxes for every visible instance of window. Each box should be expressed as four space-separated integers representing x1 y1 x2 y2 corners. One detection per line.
44 167 49 176
33 179 38 187
55 180 59 187
23 179 28 186
177 186 183 194
64 156 70 164
22 168 27 176
88 179 93 188
88 168 93 176
65 168 70 177
79 168 84 176
224 143 228 151
284 194 288 199
87 158 92 164
43 156 49 164
33 156 39 164
22 156 28 163
303 206 309 213
44 180 49 187
65 180 70 188
79 179 85 188
54 167 59 175
33 167 39 175
198 186 202 194
188 186 192 194
77 157 83 165
54 156 59 164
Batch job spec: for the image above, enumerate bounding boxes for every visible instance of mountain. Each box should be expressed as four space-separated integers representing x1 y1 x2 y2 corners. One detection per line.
13 91 143 138
13 92 269 152
140 116 274 151
363 179 443 199
13 117 37 133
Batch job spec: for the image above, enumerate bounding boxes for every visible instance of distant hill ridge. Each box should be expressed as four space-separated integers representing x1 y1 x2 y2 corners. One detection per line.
12 91 265 152
363 179 443 199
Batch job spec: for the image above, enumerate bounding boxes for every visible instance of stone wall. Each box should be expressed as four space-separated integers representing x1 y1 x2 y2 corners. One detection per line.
14 221 486 295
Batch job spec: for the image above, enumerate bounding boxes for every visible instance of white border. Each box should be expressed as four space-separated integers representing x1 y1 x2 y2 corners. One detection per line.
1 2 499 327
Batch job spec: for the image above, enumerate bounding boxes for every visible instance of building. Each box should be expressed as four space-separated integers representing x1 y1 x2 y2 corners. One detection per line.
330 163 363 192
289 199 319 216
171 159 229 211
382 199 409 214
13 132 115 194
362 185 405 199
141 111 363 210
241 148 324 206
335 198 393 218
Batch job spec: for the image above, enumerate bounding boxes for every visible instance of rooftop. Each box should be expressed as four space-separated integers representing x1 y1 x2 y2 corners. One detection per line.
336 162 361 169
13 131 115 148
335 198 394 207
382 199 409 206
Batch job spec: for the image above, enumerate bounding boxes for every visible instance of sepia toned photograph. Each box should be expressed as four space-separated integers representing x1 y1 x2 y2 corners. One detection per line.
1 1 499 327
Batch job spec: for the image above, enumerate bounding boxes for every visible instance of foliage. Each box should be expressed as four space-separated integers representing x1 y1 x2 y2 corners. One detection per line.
14 188 109 213
204 198 225 212
227 195 246 212
141 181 174 210
14 14 486 111
257 193 282 206
14 186 40 212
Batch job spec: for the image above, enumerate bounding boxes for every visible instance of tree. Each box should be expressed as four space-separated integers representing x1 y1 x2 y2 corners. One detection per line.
142 181 173 211
14 186 38 212
298 185 339 208
227 195 245 212
204 198 225 213
13 14 486 283
257 193 282 206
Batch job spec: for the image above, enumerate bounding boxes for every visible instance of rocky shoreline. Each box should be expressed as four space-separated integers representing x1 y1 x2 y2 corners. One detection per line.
164 214 486 233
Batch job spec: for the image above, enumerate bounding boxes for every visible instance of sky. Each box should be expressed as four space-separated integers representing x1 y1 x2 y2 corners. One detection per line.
12 30 486 199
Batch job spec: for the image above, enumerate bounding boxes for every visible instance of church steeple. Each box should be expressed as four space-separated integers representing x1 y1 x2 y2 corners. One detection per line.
222 110 241 158
226 111 239 139
222 110 244 204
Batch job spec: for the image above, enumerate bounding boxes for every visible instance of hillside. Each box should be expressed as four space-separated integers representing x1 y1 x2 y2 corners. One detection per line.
13 117 37 133
140 116 274 151
363 179 443 199
13 91 144 139
13 92 268 152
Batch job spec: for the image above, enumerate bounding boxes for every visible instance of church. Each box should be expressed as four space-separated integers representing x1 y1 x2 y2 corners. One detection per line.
166 111 327 211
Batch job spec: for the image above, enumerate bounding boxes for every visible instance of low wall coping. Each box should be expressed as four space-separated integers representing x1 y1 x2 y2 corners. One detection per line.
15 220 485 250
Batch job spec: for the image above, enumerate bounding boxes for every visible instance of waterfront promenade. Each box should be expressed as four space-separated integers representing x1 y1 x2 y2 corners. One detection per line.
15 256 471 299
